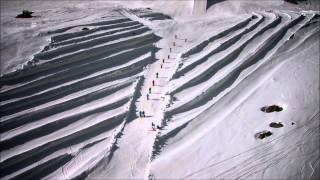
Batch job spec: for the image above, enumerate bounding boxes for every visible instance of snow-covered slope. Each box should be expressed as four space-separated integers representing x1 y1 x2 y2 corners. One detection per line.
150 11 320 179
0 5 162 179
1 0 319 179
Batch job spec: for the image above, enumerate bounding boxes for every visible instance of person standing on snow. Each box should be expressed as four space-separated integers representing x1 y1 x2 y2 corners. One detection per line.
156 72 159 78
146 93 149 100
149 87 152 93
152 80 155 86
151 122 156 130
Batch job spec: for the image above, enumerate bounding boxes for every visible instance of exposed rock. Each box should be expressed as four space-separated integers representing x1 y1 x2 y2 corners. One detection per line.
269 122 284 128
255 130 273 139
261 105 283 113
16 10 34 18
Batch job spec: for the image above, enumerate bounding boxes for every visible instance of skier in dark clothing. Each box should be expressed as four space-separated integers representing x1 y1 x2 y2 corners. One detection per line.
146 93 149 100
160 64 163 69
139 111 142 117
151 122 156 130
149 87 152 93
152 80 155 86
168 54 170 59
156 72 159 78
142 111 145 117
162 59 165 63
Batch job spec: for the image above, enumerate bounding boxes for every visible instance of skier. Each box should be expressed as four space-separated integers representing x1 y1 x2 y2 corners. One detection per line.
151 122 156 130
168 54 170 59
149 87 151 93
142 111 145 117
160 64 163 69
146 93 149 100
162 59 165 63
152 80 155 86
170 47 172 52
156 72 159 78
139 111 142 117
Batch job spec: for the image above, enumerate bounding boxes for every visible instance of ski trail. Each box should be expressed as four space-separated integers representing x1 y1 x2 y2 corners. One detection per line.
86 10 186 179
142 35 185 179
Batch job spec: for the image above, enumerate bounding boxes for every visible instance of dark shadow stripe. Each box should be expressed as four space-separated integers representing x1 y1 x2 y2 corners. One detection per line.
0 112 127 178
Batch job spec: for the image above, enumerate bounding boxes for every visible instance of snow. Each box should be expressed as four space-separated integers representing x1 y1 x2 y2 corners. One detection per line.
151 30 319 179
1 83 133 141
1 0 319 179
0 0 123 75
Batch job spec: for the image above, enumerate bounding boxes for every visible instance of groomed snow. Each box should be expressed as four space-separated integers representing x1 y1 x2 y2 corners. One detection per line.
1 0 319 179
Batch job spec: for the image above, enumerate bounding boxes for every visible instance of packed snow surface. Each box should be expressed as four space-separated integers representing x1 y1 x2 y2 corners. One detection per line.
0 0 319 179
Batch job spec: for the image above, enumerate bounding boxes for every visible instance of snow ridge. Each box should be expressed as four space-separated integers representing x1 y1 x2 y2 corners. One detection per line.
0 12 161 179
